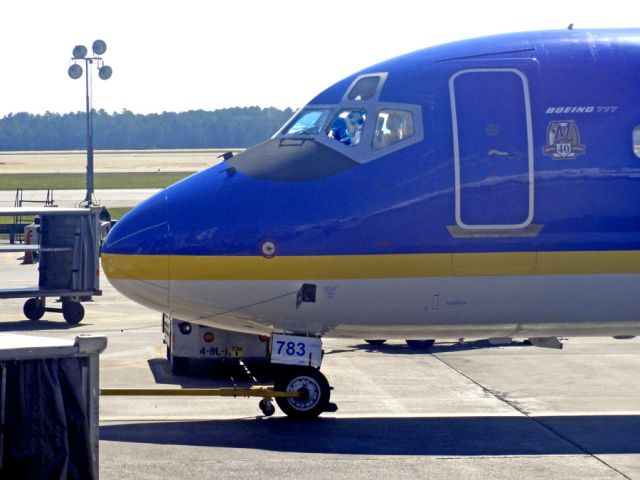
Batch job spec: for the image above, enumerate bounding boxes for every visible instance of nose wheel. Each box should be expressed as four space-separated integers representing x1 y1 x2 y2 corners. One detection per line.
273 366 334 419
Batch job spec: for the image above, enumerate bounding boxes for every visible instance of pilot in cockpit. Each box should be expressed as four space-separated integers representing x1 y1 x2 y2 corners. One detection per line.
328 110 366 146
329 117 351 145
384 113 404 145
347 111 365 145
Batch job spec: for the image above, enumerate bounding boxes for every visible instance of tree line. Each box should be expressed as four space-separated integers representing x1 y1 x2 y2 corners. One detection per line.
0 107 295 151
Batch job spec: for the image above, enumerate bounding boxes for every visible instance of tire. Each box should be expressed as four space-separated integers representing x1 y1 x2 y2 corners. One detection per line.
274 366 331 419
63 301 85 324
365 339 387 346
259 399 276 417
405 339 435 350
23 298 45 321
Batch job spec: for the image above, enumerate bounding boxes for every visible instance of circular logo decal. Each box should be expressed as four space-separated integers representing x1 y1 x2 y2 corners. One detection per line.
261 241 276 258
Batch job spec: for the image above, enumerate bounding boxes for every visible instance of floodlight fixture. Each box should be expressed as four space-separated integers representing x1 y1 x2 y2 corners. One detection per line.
68 64 83 80
68 40 112 206
92 39 107 55
73 45 88 59
98 65 112 80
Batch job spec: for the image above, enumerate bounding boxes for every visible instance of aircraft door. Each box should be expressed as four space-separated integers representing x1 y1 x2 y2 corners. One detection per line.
450 68 534 229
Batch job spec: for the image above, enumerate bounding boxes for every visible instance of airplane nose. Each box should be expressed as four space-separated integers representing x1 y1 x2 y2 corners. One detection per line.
102 191 170 313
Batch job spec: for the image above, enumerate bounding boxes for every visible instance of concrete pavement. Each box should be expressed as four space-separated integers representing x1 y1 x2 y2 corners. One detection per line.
0 188 159 208
0 252 638 479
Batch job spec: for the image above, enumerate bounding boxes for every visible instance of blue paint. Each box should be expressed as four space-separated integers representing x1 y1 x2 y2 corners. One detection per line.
102 29 640 259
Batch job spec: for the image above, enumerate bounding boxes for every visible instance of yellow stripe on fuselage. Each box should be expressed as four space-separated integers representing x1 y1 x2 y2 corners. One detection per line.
101 250 640 281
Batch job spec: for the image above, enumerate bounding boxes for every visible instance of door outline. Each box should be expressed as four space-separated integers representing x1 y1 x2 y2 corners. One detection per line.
449 68 535 230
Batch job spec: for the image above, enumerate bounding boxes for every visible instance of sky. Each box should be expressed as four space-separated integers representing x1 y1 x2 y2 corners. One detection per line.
0 0 636 117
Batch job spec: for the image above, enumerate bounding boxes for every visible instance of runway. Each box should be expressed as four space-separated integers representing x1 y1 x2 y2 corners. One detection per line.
0 252 638 479
0 149 237 174
0 188 159 208
0 148 228 209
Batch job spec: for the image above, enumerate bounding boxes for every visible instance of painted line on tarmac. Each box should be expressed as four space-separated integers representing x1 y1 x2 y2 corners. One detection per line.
431 352 633 480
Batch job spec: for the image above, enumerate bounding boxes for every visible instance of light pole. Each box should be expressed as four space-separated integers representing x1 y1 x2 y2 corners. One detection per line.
68 40 112 206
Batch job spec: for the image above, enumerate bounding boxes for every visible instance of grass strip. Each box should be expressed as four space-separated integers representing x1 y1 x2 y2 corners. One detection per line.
0 172 194 190
0 206 133 224
105 207 133 220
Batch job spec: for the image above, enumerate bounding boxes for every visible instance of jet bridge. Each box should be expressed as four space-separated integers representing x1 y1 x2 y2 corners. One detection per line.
0 207 102 323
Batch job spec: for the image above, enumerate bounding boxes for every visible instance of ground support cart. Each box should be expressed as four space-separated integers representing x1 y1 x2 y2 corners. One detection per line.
0 207 103 323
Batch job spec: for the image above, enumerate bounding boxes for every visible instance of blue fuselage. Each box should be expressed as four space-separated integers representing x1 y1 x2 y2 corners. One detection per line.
102 29 640 339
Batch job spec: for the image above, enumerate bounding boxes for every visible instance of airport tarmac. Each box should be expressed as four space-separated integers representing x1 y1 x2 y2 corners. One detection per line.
0 149 239 174
0 188 159 208
0 252 639 479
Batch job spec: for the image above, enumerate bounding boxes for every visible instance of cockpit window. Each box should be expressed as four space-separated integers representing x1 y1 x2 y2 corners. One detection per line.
347 76 381 101
327 109 367 146
284 108 331 135
372 109 414 150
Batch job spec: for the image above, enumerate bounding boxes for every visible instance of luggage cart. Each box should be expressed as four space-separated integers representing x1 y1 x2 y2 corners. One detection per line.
0 333 107 479
0 207 102 323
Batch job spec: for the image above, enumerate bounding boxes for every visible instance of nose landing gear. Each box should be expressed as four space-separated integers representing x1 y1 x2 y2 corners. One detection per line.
273 366 336 419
